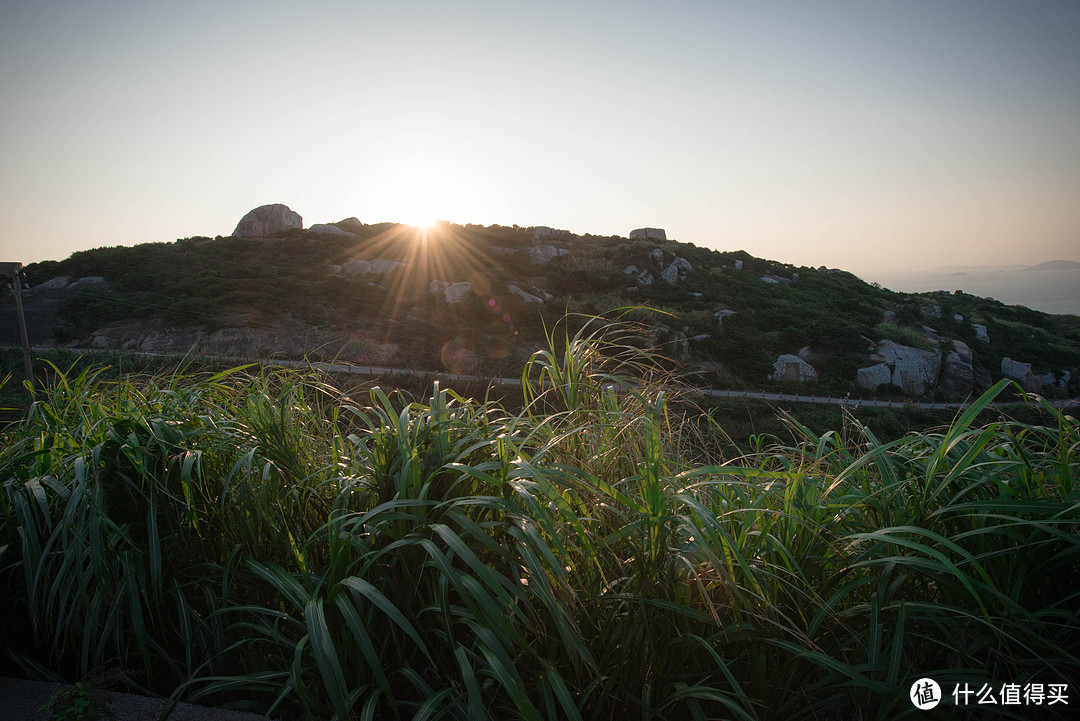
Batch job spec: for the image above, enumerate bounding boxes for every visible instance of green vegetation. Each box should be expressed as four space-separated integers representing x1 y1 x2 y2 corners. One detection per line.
14 222 1079 397
2 318 1077 719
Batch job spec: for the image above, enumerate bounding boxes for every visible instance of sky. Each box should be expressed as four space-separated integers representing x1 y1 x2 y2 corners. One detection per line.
1 0 1078 276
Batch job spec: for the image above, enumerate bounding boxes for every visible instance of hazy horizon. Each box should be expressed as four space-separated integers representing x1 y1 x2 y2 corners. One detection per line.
2 1 1079 277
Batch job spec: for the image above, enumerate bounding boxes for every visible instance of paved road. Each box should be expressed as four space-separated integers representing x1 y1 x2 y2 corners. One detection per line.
11 345 1080 411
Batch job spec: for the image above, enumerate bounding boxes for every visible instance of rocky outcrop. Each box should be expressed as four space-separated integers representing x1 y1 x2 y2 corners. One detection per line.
507 285 544 304
661 257 693 285
530 226 568 242
771 354 817 383
429 280 472 304
233 204 302 237
343 259 404 277
308 223 355 238
630 228 666 241
857 363 892 390
939 339 974 395
972 324 990 343
527 245 569 265
1001 357 1041 392
443 282 472 304
760 275 791 286
868 340 942 395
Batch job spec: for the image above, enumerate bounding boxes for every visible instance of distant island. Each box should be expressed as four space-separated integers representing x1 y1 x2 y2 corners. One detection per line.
1024 260 1080 271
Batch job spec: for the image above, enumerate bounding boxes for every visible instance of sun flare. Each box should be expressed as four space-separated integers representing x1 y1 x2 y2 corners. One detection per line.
367 156 485 229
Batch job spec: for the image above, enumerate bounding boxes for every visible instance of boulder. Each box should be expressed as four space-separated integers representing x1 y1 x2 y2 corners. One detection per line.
734 260 743 270
67 276 108 292
507 284 544 304
443 282 472 304
31 276 71 293
649 248 665 266
876 340 941 395
429 279 451 294
343 259 403 277
660 262 680 285
623 265 639 275
939 339 974 395
974 366 994 391
882 310 898 325
972 323 990 343
857 363 892 390
1002 358 1042 392
953 313 964 323
714 309 735 324
369 259 404 275
630 228 667 241
233 204 302 237
771 354 817 383
309 223 355 238
637 270 654 285
527 245 569 265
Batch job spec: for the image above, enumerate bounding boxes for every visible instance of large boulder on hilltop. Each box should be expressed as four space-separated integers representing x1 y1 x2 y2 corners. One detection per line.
630 228 667 241
233 204 303 237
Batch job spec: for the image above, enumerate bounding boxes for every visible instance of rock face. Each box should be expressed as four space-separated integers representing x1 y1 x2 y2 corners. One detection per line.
233 204 302 237
939 339 974 395
308 223 355 238
507 284 544 304
527 245 569 265
343 259 404 277
868 340 942 395
430 280 472 303
1001 357 1041 392
630 228 666 241
857 364 892 390
771 354 817 383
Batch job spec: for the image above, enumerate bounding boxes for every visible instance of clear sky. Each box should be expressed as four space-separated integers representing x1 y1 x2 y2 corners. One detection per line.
1 0 1078 274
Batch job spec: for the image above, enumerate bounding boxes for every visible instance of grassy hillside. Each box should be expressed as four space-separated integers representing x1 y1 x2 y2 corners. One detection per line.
15 220 1080 398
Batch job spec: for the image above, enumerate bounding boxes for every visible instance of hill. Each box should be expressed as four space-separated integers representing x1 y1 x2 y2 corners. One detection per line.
5 214 1079 399
1024 259 1080 271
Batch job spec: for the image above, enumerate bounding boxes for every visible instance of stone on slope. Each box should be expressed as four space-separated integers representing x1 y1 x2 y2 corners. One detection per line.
857 363 892 390
308 223 355 238
771 354 817 383
940 339 974 395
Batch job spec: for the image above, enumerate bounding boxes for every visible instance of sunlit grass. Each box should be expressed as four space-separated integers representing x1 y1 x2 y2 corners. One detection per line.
1 322 1077 719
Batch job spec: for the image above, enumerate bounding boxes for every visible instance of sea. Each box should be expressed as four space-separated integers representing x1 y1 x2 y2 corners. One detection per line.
861 266 1080 317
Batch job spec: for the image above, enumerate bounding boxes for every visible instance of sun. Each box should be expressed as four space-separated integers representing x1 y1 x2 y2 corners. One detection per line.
367 155 485 229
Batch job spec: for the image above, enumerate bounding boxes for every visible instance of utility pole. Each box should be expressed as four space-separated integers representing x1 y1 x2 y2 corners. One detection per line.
1 261 35 395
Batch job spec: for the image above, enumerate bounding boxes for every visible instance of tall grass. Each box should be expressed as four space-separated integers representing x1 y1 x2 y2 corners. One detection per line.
1 323 1077 719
